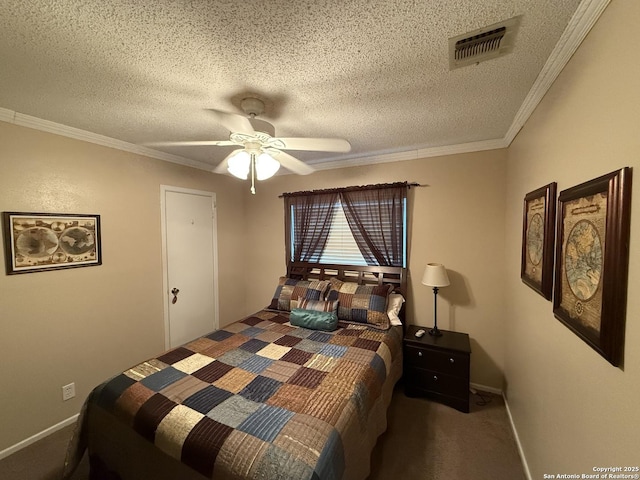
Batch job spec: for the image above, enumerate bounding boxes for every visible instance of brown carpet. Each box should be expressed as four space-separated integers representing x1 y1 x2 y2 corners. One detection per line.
370 386 527 480
0 385 526 480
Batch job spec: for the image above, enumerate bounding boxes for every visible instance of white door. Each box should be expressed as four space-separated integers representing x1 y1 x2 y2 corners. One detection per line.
161 186 218 348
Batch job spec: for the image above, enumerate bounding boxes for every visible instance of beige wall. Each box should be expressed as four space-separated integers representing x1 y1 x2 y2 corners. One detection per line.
4 3 636 472
504 0 640 476
0 122 248 451
242 150 508 390
1 122 509 452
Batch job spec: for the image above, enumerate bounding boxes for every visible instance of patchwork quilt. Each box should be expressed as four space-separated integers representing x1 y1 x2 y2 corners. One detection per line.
85 309 402 480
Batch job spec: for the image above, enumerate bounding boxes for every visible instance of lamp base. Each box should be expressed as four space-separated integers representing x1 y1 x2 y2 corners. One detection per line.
428 326 443 337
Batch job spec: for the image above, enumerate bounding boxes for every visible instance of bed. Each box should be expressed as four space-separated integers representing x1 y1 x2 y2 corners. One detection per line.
64 262 407 480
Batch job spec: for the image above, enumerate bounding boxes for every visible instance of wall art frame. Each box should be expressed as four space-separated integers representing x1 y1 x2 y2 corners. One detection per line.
552 167 632 367
521 182 557 300
2 212 102 275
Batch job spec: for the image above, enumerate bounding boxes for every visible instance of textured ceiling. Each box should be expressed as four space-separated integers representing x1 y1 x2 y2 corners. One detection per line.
0 0 584 173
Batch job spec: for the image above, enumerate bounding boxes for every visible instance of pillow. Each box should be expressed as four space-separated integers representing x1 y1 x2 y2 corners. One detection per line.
269 277 330 312
290 309 339 331
387 293 405 327
327 278 393 330
298 298 339 313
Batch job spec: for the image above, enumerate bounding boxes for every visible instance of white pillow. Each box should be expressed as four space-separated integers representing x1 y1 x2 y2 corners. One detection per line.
387 293 405 326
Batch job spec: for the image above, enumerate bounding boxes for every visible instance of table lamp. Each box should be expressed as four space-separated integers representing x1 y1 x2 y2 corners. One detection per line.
421 263 450 336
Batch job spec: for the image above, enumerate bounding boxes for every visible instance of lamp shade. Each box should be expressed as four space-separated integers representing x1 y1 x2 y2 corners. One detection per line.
227 151 250 179
255 153 280 180
421 263 450 287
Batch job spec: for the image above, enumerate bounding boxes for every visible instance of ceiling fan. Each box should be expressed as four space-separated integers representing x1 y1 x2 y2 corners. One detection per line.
146 97 351 193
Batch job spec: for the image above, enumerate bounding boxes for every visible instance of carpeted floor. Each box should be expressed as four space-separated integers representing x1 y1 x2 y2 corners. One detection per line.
0 384 526 480
369 386 527 480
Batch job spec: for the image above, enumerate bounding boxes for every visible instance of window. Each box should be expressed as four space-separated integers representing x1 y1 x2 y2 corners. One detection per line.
284 183 408 267
319 201 367 265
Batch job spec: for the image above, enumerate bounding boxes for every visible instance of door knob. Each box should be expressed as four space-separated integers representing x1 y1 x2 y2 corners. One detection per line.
171 288 180 304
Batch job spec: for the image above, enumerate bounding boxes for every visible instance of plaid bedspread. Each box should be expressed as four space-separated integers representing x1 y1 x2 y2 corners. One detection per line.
86 309 402 479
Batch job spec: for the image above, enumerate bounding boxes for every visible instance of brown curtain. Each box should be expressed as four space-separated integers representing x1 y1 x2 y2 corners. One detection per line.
340 184 406 267
284 191 339 263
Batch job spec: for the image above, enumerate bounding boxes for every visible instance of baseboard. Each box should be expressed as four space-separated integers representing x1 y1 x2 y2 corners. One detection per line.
502 394 533 480
469 383 532 478
0 414 79 461
470 382 503 395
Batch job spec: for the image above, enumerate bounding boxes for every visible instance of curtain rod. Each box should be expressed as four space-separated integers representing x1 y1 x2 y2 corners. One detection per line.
279 182 423 198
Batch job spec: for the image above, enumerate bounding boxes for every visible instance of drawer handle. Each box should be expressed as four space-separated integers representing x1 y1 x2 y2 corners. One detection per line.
418 351 423 357
433 375 438 381
449 358 455 363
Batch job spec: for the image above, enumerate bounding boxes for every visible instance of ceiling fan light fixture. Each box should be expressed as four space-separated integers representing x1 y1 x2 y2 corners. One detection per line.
255 153 280 180
227 150 250 179
160 95 344 183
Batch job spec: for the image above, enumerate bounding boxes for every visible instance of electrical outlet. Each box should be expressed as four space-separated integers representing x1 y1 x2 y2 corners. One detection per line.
62 382 75 401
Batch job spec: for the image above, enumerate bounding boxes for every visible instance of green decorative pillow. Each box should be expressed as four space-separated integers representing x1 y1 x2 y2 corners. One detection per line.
290 308 339 332
269 277 331 312
327 278 393 330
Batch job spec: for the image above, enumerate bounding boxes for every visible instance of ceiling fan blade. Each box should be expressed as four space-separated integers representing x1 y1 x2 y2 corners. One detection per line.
213 149 243 174
271 137 351 153
207 109 255 135
269 150 315 175
143 140 237 147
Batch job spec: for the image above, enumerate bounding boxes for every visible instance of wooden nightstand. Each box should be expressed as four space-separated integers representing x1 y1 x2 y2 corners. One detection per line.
403 325 471 413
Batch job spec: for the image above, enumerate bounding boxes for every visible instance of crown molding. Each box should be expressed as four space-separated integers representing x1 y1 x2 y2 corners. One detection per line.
0 0 609 174
504 0 610 145
0 107 214 171
309 137 508 171
309 149 419 170
416 138 508 159
1 104 507 173
0 107 16 123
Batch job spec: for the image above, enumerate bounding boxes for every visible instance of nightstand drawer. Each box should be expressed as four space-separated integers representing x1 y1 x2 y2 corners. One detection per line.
405 367 468 398
404 345 469 378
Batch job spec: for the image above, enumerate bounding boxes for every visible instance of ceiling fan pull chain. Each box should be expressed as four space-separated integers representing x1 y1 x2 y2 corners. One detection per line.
250 153 256 195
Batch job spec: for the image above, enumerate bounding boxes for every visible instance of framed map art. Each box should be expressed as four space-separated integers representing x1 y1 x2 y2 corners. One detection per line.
553 168 632 367
521 182 557 300
2 212 101 274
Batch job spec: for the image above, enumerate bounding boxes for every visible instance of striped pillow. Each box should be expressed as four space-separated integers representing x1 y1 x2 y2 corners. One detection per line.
269 277 331 312
298 298 339 313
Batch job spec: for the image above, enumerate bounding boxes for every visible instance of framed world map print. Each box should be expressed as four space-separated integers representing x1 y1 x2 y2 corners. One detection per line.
553 168 632 367
2 212 101 274
521 182 557 300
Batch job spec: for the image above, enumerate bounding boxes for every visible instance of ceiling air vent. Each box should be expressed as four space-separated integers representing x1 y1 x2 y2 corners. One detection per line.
449 15 521 70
